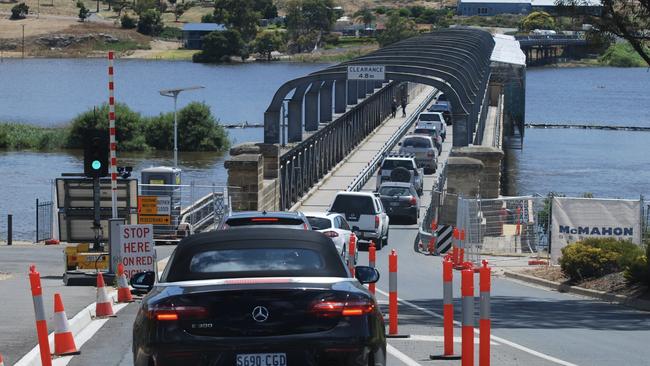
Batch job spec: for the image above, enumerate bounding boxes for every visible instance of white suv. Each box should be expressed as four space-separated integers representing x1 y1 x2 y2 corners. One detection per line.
328 192 390 249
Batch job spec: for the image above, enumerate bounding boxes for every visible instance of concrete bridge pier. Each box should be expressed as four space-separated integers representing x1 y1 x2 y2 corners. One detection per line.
319 81 333 123
304 82 321 132
225 143 280 212
347 80 358 105
335 80 347 113
288 84 308 142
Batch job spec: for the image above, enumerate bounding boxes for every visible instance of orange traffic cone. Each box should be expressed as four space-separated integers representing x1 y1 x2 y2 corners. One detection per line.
116 264 133 303
53 293 79 356
95 272 115 317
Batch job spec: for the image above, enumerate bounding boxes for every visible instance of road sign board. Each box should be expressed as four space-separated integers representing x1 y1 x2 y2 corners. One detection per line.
347 65 385 80
118 224 156 278
138 215 171 225
138 196 171 215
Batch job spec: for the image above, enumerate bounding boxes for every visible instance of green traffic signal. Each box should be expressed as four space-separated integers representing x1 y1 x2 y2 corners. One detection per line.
92 160 102 170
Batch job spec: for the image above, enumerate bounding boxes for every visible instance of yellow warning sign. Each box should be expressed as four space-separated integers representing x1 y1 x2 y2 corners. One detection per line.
138 196 158 215
138 215 171 225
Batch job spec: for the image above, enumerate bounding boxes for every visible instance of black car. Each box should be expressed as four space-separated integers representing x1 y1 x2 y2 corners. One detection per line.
131 229 386 366
378 182 420 224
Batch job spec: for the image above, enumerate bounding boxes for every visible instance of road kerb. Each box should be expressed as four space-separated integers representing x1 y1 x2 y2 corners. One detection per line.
503 270 650 312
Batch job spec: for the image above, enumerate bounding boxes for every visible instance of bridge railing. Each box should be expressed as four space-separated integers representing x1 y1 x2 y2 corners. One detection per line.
347 88 438 192
280 81 421 211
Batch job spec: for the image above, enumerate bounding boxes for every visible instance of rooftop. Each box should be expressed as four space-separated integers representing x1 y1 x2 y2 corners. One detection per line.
182 23 227 32
491 34 526 66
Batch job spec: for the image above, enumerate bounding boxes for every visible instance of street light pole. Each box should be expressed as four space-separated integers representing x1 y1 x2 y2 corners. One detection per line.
159 86 204 168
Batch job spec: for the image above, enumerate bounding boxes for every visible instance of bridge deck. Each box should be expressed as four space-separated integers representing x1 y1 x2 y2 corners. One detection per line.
294 86 453 219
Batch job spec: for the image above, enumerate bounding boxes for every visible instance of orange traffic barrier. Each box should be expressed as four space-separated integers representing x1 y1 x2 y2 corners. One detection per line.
53 293 80 356
29 265 52 366
117 263 133 303
428 236 436 255
44 239 60 245
95 272 115 317
386 250 408 338
452 227 460 265
528 259 548 266
461 264 475 366
368 241 376 295
348 233 357 277
430 256 461 360
479 260 491 366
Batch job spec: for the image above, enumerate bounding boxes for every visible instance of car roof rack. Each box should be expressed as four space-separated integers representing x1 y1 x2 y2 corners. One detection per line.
385 152 416 159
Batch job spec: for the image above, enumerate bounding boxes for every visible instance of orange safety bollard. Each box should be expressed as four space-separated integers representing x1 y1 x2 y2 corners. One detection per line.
452 227 460 264
386 250 409 338
428 236 436 255
460 229 466 263
479 260 491 366
368 241 376 295
348 234 357 277
117 263 134 303
515 207 521 236
29 265 52 366
53 293 80 356
430 256 461 360
461 263 475 366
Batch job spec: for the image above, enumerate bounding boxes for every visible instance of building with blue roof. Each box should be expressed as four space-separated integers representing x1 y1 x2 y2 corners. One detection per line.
182 23 227 50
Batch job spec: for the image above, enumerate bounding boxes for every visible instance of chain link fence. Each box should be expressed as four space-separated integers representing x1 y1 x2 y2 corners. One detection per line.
36 199 53 242
456 195 550 264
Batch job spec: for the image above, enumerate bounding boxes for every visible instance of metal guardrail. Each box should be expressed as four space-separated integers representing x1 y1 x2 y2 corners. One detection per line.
36 199 53 242
418 162 448 242
346 88 439 192
179 189 230 234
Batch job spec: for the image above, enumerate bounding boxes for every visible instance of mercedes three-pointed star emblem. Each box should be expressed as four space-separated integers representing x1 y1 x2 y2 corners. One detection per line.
252 306 269 322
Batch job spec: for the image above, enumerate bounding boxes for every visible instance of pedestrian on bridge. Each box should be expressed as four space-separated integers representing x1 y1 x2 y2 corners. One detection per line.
401 95 407 117
391 97 398 118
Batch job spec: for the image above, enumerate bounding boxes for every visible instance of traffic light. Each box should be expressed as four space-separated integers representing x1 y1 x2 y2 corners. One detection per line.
84 131 109 178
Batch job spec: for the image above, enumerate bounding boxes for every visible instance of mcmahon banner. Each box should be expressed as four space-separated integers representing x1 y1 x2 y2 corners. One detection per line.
551 197 642 262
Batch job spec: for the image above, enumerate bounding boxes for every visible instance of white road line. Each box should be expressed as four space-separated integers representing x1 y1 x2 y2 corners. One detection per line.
405 334 499 345
386 344 422 366
375 288 579 366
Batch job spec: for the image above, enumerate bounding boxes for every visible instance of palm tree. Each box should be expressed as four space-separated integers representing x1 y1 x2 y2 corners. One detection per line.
354 5 375 28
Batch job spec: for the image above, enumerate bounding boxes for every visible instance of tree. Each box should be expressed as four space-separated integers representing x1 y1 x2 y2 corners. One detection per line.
213 0 260 43
176 102 229 151
255 0 278 19
120 14 137 29
67 104 146 151
254 30 284 60
174 1 192 22
377 12 418 47
354 5 376 28
193 29 244 63
284 0 336 52
137 9 164 36
520 11 556 31
10 2 29 20
112 0 130 17
77 1 90 22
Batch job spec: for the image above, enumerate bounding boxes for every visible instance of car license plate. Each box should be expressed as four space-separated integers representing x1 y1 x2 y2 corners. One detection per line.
390 202 401 206
236 353 287 366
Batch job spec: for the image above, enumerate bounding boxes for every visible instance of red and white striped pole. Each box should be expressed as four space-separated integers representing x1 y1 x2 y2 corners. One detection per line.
348 233 356 277
108 51 117 219
479 260 491 366
368 240 376 295
461 264 475 366
29 265 52 366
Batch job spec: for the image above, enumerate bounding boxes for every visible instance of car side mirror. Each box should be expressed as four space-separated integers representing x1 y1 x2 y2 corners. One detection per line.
355 266 380 284
130 271 156 293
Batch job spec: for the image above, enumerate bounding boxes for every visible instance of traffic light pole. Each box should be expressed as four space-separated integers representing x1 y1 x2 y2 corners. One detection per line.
93 177 102 251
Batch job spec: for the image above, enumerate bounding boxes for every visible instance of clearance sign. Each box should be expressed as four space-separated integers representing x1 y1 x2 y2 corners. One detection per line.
138 196 171 225
118 224 156 278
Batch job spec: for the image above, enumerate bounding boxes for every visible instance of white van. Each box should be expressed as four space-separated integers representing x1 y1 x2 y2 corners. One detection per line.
417 112 447 141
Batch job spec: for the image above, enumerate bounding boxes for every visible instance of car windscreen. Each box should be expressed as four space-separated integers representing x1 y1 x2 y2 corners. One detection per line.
189 248 324 273
402 138 431 148
419 114 440 122
381 159 414 170
307 217 331 230
379 186 412 196
330 195 375 214
226 217 305 228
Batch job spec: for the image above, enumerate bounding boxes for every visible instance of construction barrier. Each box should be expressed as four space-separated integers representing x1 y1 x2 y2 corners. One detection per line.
368 241 376 295
348 233 357 277
116 263 133 303
28 265 52 366
95 272 115 317
428 220 438 254
461 264 474 366
53 293 79 356
480 261 491 366
430 256 461 360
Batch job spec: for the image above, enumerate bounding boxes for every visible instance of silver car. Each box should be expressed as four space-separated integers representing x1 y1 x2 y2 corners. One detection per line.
398 135 438 174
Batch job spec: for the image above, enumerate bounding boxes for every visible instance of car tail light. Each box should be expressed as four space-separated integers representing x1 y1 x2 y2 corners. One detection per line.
375 215 380 228
311 299 374 318
409 196 417 205
149 304 209 321
323 230 339 238
304 223 309 230
251 217 279 222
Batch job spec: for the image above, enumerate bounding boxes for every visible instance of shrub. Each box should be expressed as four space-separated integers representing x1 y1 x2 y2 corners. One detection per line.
560 238 645 281
10 2 29 20
193 30 244 63
67 103 147 151
625 243 650 285
159 26 182 40
121 14 137 29
600 42 649 67
0 123 68 150
137 9 164 36
176 102 229 151
143 113 173 150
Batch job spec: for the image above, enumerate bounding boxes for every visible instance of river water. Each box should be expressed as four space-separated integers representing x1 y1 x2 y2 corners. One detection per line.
1 61 649 239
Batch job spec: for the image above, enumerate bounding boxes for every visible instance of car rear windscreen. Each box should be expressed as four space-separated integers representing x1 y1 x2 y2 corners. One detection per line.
189 248 324 273
330 196 375 214
381 160 414 170
419 114 441 122
380 186 412 196
226 217 305 227
307 217 331 230
402 138 431 148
